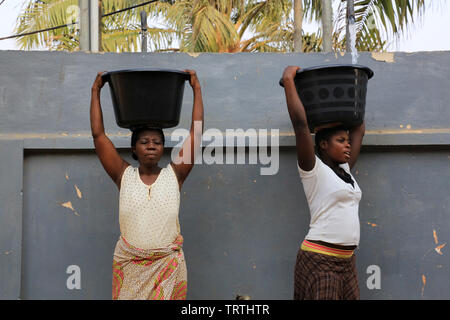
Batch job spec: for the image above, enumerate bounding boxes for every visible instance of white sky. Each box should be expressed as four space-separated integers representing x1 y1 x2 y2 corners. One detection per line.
1 0 450 52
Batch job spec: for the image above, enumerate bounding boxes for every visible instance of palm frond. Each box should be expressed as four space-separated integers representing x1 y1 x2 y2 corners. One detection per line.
302 0 322 23
15 0 79 50
333 0 428 51
14 0 440 53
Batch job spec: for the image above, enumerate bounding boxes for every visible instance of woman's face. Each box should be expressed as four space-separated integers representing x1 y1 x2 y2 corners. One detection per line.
133 130 164 165
320 130 351 164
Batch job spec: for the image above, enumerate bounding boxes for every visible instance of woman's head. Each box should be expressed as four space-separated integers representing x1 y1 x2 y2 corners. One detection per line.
315 125 351 164
131 127 165 164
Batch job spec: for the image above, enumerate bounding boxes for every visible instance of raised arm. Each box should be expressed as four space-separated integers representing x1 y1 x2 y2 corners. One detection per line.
90 72 129 189
282 66 316 171
170 70 204 188
348 121 365 169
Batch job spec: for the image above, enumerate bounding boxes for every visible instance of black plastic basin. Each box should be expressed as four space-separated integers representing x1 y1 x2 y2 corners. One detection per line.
280 64 374 132
102 69 190 129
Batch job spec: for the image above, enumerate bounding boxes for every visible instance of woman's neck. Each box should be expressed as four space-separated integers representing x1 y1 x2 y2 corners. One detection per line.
138 163 160 175
319 154 340 171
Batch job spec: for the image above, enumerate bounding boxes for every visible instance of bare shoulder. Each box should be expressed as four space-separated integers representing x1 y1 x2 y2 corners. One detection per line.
169 161 181 178
294 126 316 172
115 161 132 189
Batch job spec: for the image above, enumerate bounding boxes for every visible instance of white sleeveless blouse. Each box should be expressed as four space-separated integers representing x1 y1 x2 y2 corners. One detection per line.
119 163 180 249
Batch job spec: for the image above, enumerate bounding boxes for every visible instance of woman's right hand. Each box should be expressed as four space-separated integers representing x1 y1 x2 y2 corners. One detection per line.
282 66 300 83
184 69 201 90
92 71 107 91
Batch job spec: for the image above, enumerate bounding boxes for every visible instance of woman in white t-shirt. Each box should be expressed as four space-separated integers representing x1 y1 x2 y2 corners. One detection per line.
282 66 365 300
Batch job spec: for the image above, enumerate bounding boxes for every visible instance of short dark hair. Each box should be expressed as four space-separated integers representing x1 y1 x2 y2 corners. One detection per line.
315 125 349 158
130 126 165 160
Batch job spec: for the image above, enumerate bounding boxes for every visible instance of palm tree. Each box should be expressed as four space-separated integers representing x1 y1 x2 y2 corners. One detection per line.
13 0 174 51
293 0 303 52
14 0 296 52
14 0 79 50
148 0 297 52
304 0 433 52
14 0 438 53
321 0 333 52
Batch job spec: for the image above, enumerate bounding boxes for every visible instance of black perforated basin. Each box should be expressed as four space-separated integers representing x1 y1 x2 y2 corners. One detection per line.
102 69 190 129
279 64 374 132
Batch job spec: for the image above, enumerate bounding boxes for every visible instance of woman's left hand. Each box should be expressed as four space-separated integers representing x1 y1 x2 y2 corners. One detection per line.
185 69 201 90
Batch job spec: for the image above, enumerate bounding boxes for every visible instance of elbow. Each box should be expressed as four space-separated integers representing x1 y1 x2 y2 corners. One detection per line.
91 131 105 140
191 119 204 133
191 127 203 141
357 123 366 136
350 122 365 135
292 120 309 131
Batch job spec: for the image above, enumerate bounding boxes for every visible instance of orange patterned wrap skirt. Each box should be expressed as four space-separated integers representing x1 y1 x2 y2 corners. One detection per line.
112 234 187 300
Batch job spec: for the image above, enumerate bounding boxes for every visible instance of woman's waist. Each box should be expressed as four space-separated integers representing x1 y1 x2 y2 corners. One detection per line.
305 239 357 251
119 233 181 252
301 239 356 259
305 224 360 249
119 222 180 249
114 234 184 262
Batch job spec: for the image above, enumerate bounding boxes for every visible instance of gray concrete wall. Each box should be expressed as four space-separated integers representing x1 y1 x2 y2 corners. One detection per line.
0 51 449 299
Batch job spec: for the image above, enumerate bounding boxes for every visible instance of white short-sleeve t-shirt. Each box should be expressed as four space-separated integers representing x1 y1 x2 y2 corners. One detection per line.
298 156 362 246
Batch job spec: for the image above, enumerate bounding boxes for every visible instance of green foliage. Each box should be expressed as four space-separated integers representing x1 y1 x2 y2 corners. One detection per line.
333 0 427 52
13 0 434 52
15 0 79 50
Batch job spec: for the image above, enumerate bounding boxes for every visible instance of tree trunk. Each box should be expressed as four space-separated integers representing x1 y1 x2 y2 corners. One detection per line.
79 0 89 51
293 0 303 52
321 0 333 52
140 10 148 52
79 0 102 52
346 0 355 52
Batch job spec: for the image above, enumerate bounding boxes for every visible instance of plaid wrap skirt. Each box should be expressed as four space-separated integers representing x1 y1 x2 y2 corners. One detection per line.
294 242 360 300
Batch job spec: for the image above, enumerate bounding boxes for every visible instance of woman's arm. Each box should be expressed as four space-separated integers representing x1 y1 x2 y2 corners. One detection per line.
282 66 316 171
170 70 204 188
90 72 129 189
348 122 365 169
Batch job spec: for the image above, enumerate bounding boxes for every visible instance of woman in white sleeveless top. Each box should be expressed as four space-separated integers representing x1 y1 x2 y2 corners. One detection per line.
282 66 365 300
90 70 204 300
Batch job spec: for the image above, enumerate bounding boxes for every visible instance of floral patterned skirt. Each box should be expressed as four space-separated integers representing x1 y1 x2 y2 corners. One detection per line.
112 234 187 300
